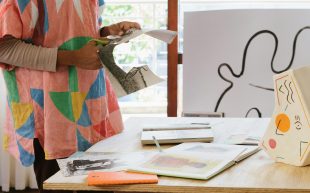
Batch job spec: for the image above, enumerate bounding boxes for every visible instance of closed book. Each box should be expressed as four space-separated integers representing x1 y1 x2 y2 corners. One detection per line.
87 171 158 186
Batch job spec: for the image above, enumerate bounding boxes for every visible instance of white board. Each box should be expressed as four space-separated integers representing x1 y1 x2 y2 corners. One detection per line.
183 9 310 117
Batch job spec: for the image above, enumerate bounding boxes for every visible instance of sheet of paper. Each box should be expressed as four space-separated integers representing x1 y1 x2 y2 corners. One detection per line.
183 10 310 117
110 29 177 45
57 151 154 177
98 28 177 97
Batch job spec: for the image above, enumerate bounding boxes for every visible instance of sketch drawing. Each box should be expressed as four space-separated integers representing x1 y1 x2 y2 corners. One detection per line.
98 44 163 97
183 10 310 117
97 29 176 98
260 66 310 166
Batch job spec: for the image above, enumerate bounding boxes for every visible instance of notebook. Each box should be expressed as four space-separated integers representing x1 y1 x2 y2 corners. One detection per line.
87 171 158 185
141 124 213 145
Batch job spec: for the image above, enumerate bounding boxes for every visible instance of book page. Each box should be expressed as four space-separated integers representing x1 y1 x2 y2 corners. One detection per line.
167 142 260 162
129 149 244 180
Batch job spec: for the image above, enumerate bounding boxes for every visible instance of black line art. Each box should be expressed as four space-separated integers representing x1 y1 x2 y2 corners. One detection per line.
245 107 262 117
215 26 310 116
300 141 308 157
249 83 274 91
295 115 302 130
284 80 291 104
279 85 285 94
289 81 295 103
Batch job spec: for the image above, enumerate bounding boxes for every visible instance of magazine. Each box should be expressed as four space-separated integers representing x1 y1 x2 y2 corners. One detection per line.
57 151 154 177
128 144 246 180
97 29 177 97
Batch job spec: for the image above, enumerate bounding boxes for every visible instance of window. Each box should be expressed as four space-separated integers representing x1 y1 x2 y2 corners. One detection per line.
102 0 168 116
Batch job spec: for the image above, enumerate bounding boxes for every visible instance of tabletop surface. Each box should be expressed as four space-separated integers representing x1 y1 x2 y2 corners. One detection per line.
44 117 310 193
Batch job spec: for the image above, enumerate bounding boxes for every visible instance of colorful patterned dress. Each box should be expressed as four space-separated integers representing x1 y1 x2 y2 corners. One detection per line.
0 0 124 167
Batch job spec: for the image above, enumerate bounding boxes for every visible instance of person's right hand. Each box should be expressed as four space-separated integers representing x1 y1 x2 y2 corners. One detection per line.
73 41 102 70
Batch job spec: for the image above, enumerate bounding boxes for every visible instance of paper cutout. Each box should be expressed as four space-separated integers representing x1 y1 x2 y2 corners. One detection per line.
97 29 177 97
260 66 310 166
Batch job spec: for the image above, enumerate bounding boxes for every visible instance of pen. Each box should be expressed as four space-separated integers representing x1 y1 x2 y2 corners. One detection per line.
152 136 163 152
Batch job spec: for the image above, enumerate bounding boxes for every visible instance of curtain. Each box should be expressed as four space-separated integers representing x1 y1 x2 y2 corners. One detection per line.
0 72 37 192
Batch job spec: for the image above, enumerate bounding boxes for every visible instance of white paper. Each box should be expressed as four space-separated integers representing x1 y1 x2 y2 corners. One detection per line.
99 28 177 97
57 151 154 177
183 9 310 117
111 29 177 45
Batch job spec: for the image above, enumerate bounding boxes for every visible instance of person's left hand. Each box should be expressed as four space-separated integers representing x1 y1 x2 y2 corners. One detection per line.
101 21 141 37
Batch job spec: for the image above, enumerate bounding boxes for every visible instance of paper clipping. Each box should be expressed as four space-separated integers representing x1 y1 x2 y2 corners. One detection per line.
57 151 153 177
98 29 177 97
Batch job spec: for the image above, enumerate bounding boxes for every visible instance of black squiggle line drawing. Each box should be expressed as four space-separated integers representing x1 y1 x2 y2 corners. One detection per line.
279 85 284 94
289 81 295 103
285 104 288 111
245 107 262 117
214 26 310 116
284 80 291 104
300 141 308 157
249 83 274 91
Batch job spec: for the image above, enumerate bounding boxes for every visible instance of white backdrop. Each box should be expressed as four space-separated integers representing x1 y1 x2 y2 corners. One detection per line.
0 72 37 191
183 9 310 117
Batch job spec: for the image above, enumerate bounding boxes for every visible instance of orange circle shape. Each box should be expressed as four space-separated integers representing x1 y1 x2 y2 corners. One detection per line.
275 113 290 133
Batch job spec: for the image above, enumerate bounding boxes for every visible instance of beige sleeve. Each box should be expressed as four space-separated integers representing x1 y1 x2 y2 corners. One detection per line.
0 37 57 72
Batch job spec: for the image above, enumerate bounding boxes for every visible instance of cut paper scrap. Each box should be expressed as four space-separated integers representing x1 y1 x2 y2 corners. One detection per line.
97 28 176 97
260 65 310 166
98 47 163 98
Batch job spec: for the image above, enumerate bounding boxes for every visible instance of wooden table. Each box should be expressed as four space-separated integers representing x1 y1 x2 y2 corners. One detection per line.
44 117 310 193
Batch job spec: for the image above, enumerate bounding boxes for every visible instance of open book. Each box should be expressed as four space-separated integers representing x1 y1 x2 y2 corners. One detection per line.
97 29 177 97
128 143 255 180
167 142 260 162
141 123 213 145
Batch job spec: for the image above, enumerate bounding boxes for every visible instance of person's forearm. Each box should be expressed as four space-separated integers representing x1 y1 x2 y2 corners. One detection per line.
0 37 58 72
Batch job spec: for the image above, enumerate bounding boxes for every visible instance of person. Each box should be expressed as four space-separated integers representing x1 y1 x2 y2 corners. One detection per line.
0 0 140 192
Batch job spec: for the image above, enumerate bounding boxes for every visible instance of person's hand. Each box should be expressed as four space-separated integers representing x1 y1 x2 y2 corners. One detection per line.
73 41 102 70
101 21 141 37
58 41 102 70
